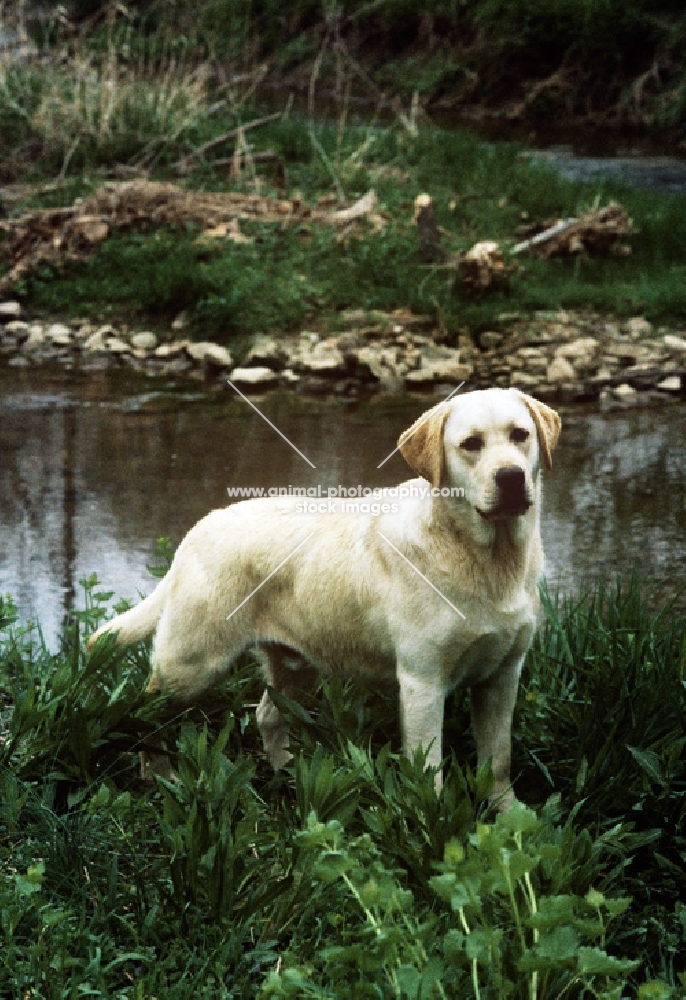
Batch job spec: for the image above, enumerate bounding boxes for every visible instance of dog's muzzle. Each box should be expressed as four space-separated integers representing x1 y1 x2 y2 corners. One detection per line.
477 466 531 519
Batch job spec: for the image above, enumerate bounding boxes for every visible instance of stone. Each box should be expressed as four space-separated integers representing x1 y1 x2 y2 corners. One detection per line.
294 338 346 375
405 368 439 387
172 311 189 330
3 320 29 339
155 340 189 358
186 341 233 366
83 329 108 352
228 366 280 388
480 331 504 349
244 335 287 369
663 334 686 353
428 358 473 382
624 317 652 339
546 356 575 382
0 301 22 320
46 323 72 346
106 337 132 354
555 337 599 360
74 323 96 340
22 326 45 350
516 347 547 359
8 355 30 367
131 331 158 351
613 382 636 399
509 372 540 389
657 375 682 392
405 356 472 387
513 352 548 374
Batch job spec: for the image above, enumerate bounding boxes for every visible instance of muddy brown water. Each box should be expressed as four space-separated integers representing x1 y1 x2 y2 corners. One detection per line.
1 366 685 648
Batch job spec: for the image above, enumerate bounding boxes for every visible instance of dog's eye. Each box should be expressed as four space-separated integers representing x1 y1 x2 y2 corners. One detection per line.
460 435 483 452
510 428 529 444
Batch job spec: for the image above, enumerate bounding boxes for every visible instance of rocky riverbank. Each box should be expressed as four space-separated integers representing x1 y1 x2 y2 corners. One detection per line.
1 300 684 408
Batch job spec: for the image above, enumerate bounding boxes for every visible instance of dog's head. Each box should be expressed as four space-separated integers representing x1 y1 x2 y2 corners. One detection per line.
398 388 561 521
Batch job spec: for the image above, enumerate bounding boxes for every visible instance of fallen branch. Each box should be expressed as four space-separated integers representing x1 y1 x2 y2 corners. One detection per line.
330 189 378 224
512 203 633 258
511 218 577 255
174 112 283 174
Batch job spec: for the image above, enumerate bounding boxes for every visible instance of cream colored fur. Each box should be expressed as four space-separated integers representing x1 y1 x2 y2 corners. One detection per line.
88 387 560 809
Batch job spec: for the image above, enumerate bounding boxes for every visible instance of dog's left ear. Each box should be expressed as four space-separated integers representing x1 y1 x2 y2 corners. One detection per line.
515 391 561 470
398 402 450 487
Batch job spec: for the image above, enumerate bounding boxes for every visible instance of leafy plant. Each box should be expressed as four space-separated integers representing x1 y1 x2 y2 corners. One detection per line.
0 575 684 996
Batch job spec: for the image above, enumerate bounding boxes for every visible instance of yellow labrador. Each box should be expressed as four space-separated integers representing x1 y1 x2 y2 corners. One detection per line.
89 388 560 808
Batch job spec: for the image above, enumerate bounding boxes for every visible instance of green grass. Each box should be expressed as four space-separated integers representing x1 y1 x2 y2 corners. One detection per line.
0 573 684 997
6 116 686 341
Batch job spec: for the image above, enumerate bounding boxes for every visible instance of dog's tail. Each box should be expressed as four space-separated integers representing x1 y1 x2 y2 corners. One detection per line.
86 576 169 651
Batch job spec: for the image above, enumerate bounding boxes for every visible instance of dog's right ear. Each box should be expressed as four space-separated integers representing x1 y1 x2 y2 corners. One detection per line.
398 402 450 487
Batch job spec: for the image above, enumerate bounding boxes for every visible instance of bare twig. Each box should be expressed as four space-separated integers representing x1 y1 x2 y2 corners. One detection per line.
174 112 283 174
308 28 344 201
211 150 283 169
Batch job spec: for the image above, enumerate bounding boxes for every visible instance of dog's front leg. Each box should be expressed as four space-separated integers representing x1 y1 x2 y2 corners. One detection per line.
397 665 446 790
469 650 526 812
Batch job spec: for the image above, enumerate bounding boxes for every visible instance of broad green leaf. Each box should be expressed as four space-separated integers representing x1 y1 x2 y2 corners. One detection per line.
14 861 44 896
603 897 632 919
518 926 579 971
396 964 421 999
527 895 577 930
495 800 540 837
466 927 501 962
577 947 639 976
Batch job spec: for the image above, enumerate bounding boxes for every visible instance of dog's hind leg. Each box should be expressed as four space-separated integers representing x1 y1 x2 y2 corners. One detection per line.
255 644 318 770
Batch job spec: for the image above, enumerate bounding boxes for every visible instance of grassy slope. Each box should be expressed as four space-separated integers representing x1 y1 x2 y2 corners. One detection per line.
2 8 685 341
3 116 686 343
0 576 684 997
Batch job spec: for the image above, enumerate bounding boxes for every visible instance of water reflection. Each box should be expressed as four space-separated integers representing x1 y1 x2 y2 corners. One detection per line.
1 367 684 647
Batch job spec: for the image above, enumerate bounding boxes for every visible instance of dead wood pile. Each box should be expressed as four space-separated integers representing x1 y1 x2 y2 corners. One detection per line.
0 181 385 296
512 202 633 258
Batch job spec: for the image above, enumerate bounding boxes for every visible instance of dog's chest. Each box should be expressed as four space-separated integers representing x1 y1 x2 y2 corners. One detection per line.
441 600 536 688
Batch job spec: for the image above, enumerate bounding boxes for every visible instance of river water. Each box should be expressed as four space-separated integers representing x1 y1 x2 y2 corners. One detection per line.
1 367 684 648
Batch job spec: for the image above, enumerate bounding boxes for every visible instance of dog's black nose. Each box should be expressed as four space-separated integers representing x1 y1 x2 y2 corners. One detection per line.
495 466 527 505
